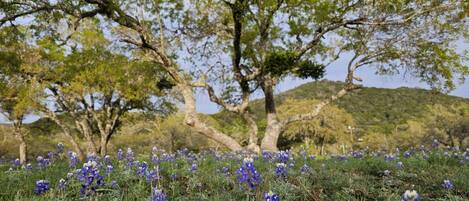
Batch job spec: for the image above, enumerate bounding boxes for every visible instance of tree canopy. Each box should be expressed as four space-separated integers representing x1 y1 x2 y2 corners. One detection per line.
0 0 468 153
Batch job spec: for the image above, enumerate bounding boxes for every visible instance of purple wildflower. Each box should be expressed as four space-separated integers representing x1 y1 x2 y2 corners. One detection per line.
402 190 420 201
300 164 311 174
151 187 166 201
236 157 262 190
264 191 280 201
34 180 49 195
441 180 454 190
56 143 65 153
57 178 66 190
117 149 123 161
110 180 119 189
275 163 287 178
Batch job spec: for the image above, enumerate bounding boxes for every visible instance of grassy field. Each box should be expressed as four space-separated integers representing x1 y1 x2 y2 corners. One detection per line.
0 147 468 201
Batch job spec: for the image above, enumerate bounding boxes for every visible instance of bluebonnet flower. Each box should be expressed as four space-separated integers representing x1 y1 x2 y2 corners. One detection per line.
431 139 439 148
11 158 21 169
136 161 148 176
47 151 55 160
299 148 308 159
106 165 113 175
151 146 158 155
404 151 412 158
37 156 49 169
461 156 469 164
146 170 160 182
402 190 420 201
384 154 396 161
264 191 280 201
162 153 175 162
352 151 363 159
56 143 64 153
236 157 262 190
25 163 32 171
309 155 316 160
110 180 119 189
275 163 287 178
117 149 123 161
126 148 135 166
34 180 49 195
419 145 426 152
383 170 391 176
86 153 98 163
444 151 449 157
262 151 274 161
397 161 404 170
66 172 74 179
337 155 348 161
77 161 104 196
57 178 66 190
67 151 79 168
190 163 198 173
104 155 112 165
151 154 159 165
151 187 166 201
300 164 311 174
277 151 290 163
219 166 230 177
441 180 454 190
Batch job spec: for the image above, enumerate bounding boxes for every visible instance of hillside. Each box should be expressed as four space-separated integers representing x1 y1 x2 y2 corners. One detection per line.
249 80 469 132
212 80 469 150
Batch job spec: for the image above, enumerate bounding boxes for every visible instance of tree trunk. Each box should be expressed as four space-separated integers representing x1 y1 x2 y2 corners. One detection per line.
260 82 281 152
77 120 97 154
17 134 27 164
180 85 243 151
100 135 108 157
48 114 85 160
243 112 260 153
13 122 27 164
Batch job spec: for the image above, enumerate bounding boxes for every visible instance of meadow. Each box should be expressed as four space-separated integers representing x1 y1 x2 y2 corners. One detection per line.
0 145 468 201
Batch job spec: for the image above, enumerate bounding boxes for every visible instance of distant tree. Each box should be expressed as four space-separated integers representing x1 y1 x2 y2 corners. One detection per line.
1 0 467 152
278 99 355 154
155 113 218 152
0 27 39 163
33 29 174 156
424 104 469 148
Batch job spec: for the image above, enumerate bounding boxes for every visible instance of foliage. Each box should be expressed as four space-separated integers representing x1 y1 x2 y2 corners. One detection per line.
277 99 355 152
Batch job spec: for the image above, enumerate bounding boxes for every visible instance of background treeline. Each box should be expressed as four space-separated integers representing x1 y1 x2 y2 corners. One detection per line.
2 80 468 159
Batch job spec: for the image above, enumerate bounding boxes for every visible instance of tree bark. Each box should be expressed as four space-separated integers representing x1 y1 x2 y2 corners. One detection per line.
180 85 243 151
77 119 97 155
260 81 281 152
47 112 85 160
100 135 108 156
13 121 27 164
16 132 27 164
243 112 260 153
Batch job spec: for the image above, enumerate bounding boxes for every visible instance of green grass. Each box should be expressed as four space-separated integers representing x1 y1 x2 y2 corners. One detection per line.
0 150 467 201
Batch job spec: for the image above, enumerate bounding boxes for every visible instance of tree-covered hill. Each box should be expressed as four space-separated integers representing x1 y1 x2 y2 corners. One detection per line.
249 80 469 133
213 80 469 150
